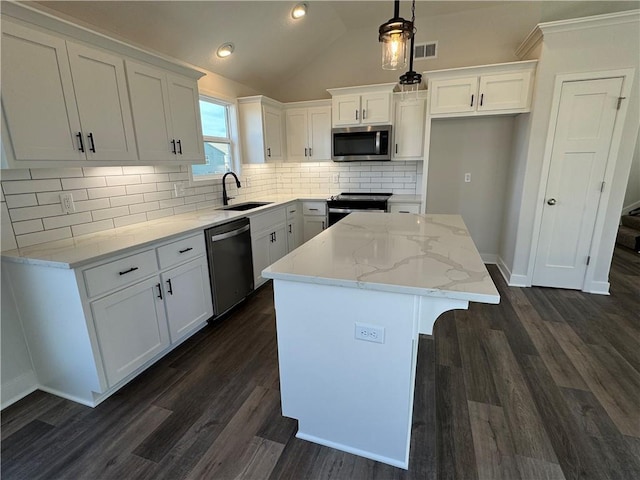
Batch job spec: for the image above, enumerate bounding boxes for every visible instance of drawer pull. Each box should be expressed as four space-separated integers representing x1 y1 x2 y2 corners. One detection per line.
178 247 193 254
399 210 410 213
309 208 319 211
156 283 163 300
119 266 139 276
166 278 173 295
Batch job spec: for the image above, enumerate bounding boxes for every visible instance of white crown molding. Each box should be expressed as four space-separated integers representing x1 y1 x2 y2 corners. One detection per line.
516 9 640 59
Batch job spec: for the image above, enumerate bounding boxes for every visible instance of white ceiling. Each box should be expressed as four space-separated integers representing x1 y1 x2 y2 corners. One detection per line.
31 1 640 100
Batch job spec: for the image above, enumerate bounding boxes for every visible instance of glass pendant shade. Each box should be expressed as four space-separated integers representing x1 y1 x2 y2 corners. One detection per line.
379 1 413 71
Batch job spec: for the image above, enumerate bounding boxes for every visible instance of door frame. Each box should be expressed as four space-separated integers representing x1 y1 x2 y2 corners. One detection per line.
527 68 635 292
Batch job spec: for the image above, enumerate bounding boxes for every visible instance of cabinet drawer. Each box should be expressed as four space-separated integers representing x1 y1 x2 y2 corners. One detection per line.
389 203 420 214
286 203 300 220
84 249 158 298
250 207 286 233
157 233 206 269
303 201 327 216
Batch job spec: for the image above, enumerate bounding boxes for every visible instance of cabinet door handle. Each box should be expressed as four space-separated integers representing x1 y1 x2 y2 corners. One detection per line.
177 139 183 154
119 266 139 276
87 132 96 152
156 283 163 300
178 247 193 254
309 148 312 156
273 231 277 242
355 109 359 120
362 109 366 119
171 139 177 154
322 221 325 229
395 144 398 154
289 224 292 233
76 132 85 152
304 148 308 157
166 278 173 295
480 93 484 107
470 94 474 107
267 147 271 157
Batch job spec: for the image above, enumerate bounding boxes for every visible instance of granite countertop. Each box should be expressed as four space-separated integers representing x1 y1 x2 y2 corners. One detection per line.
262 212 500 304
1 194 327 269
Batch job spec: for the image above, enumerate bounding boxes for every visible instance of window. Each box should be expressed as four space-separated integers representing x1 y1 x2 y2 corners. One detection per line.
191 96 236 182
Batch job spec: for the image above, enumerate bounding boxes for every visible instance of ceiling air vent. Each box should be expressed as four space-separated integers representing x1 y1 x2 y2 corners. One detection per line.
414 41 437 60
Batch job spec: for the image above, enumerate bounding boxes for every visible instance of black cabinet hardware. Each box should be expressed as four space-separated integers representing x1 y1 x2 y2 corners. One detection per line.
119 266 139 276
88 132 96 152
166 278 173 295
304 148 308 157
267 147 271 157
171 139 177 154
309 148 312 156
289 224 292 233
470 94 474 107
395 144 398 154
177 139 182 154
480 93 484 106
322 221 325 229
309 208 319 211
156 283 163 300
362 109 366 119
355 110 359 120
76 132 85 152
178 247 193 254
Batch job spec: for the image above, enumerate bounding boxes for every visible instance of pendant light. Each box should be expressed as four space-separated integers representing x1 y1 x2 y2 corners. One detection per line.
398 0 422 98
378 0 413 71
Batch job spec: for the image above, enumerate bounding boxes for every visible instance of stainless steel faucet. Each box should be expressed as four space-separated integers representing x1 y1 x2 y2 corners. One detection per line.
222 171 241 205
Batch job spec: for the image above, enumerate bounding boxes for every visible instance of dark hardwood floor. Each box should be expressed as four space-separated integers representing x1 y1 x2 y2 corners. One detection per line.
2 246 639 479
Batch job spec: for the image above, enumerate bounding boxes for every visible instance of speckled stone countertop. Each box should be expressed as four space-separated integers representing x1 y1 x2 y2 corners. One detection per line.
263 212 499 304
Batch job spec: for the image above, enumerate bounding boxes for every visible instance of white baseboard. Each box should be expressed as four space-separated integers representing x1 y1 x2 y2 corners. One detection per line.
37 385 97 408
1 370 38 410
622 199 640 215
583 280 611 295
496 256 529 287
480 253 498 264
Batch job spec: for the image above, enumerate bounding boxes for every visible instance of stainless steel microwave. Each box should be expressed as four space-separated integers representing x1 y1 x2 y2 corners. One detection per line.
331 125 392 162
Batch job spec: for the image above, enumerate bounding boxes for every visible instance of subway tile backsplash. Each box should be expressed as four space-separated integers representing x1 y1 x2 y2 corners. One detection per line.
1 161 421 249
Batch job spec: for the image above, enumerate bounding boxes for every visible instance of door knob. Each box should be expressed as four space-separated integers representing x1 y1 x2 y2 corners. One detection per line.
547 198 557 205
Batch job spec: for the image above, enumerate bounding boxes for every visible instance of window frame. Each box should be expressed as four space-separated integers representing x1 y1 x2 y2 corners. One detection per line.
190 94 241 185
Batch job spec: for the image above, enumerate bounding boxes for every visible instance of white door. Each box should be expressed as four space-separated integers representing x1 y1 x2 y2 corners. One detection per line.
91 276 170 386
263 105 284 161
66 42 138 162
393 98 426 159
360 93 391 125
166 74 204 162
125 60 175 161
308 106 332 161
162 258 213 343
286 108 308 162
429 76 478 115
1 22 84 161
533 77 623 289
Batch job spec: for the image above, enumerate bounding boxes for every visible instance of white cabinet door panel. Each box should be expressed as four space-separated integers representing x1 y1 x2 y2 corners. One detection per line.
303 217 326 243
162 258 213 343
393 99 426 159
1 22 84 161
271 224 289 264
264 105 284 161
125 61 175 161
286 108 308 162
478 71 532 112
308 106 332 160
361 93 391 125
252 232 272 286
167 74 204 162
91 276 169 386
332 95 360 126
66 42 137 162
430 77 478 115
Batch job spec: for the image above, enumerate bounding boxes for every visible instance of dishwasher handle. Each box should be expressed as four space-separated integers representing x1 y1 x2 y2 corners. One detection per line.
210 223 250 242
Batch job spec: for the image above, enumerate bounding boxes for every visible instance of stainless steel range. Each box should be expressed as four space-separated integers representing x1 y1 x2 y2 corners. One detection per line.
327 192 392 226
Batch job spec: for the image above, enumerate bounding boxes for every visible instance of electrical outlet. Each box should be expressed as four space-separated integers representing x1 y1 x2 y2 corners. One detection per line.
332 173 340 184
464 173 471 183
60 193 75 214
174 182 185 197
355 322 385 344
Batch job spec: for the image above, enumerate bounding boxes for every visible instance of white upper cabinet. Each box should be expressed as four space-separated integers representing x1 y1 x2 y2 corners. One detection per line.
426 61 537 117
285 102 331 162
66 42 137 163
126 61 204 163
1 21 136 165
392 94 427 160
328 83 396 127
0 9 204 168
238 96 286 163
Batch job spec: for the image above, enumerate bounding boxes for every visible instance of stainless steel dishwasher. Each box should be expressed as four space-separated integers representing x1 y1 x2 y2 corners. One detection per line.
205 217 254 318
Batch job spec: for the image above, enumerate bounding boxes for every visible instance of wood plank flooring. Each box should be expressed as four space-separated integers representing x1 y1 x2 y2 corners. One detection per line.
2 246 639 479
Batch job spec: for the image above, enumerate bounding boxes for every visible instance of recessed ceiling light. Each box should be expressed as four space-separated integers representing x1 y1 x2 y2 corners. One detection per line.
216 43 234 58
291 2 307 19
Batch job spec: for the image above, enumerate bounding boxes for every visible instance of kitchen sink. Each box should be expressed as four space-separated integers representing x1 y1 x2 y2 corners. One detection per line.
221 201 273 211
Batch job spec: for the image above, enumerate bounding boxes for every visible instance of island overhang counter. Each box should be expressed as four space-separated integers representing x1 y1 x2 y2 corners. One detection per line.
262 212 500 470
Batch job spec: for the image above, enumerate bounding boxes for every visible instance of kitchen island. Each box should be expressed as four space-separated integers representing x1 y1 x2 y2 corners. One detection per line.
262 212 499 469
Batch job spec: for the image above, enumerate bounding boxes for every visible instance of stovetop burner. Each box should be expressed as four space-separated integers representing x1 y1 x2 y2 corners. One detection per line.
328 192 393 202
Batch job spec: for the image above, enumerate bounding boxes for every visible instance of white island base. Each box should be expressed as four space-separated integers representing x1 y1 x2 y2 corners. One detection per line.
274 279 468 469
264 213 500 469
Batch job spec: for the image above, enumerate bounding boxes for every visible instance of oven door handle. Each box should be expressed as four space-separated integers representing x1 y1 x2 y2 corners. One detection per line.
329 207 386 214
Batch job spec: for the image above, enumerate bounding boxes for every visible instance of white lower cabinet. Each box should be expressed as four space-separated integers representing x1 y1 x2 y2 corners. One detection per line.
302 201 327 243
286 202 303 252
250 206 290 286
91 276 170 386
389 203 421 214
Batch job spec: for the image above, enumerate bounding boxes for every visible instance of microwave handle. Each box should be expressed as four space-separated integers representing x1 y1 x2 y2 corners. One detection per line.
375 131 381 154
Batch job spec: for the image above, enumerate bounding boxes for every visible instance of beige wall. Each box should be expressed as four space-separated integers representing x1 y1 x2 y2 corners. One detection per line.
427 116 515 261
506 15 640 290
623 131 640 212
